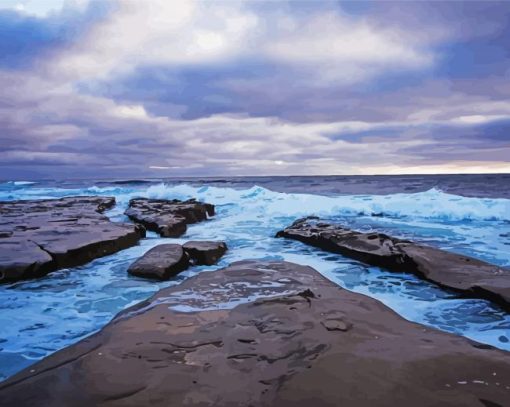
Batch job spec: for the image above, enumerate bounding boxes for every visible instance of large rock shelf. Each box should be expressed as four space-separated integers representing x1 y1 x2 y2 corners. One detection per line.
0 196 145 283
277 217 510 311
1 260 509 406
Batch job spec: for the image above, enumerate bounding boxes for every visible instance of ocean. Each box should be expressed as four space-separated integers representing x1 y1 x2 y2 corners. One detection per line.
1 174 509 381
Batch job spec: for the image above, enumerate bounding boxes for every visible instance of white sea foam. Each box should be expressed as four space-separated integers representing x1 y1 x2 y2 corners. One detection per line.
2 183 509 222
0 181 37 186
105 183 510 222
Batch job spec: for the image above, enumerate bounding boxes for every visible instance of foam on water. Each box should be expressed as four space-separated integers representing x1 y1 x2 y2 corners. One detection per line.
3 183 510 222
136 183 510 222
0 181 509 381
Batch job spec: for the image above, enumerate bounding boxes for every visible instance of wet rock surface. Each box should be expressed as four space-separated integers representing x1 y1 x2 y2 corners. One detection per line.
127 240 226 281
1 260 509 406
125 198 215 237
0 196 145 283
127 244 189 280
277 218 510 310
183 240 227 265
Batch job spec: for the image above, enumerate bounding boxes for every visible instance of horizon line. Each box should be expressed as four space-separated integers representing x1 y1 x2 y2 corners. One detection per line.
3 171 510 183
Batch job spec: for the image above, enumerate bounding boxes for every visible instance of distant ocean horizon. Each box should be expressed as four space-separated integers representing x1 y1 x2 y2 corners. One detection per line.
2 172 510 199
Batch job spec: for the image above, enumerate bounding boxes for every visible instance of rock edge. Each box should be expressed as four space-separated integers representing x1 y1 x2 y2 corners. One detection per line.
277 217 510 311
0 196 145 283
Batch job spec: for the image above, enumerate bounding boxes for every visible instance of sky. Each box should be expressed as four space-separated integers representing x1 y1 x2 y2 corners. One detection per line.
0 0 509 179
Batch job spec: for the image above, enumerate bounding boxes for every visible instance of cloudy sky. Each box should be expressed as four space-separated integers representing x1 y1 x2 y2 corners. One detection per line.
1 0 509 179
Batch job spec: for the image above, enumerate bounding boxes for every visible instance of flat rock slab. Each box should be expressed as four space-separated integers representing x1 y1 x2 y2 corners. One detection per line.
277 218 510 310
0 196 145 283
128 244 189 280
125 198 215 237
183 240 227 265
1 260 509 406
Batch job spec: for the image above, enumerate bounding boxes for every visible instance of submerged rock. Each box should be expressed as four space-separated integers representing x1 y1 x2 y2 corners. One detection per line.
183 240 227 265
1 260 509 406
128 244 189 280
125 198 215 237
277 218 510 310
0 196 145 283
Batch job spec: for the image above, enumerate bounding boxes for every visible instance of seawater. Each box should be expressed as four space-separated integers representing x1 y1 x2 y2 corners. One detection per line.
0 175 509 381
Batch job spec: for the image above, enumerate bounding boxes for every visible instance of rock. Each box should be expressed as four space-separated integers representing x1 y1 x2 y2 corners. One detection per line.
0 196 145 283
183 240 227 265
1 260 509 406
276 218 510 311
0 239 54 282
127 240 227 280
321 318 352 332
127 244 189 280
125 198 215 237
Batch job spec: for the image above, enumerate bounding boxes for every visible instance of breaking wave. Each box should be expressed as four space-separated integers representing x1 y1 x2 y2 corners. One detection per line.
1 183 509 222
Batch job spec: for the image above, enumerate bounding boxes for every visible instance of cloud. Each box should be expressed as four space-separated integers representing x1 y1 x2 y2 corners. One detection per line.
0 0 114 70
0 0 66 17
263 11 435 84
0 1 509 178
451 114 510 125
36 0 440 87
46 0 258 80
2 56 508 179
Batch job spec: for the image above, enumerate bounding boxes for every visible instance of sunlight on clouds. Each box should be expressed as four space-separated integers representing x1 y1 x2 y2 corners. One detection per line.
46 0 433 85
51 0 257 79
452 114 510 125
409 99 510 123
149 165 181 170
193 31 226 53
114 104 149 119
264 12 434 83
379 162 510 176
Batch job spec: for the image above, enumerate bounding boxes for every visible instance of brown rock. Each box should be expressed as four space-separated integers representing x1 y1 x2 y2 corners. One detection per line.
127 244 189 280
125 198 215 237
277 218 510 311
0 196 145 283
183 240 227 265
1 261 509 406
321 318 352 332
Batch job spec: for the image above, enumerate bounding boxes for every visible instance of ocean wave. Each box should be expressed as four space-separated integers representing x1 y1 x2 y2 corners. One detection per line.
1 183 509 222
126 183 510 222
0 181 37 186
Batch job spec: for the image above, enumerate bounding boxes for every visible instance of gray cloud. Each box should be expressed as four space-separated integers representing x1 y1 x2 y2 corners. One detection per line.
0 0 509 179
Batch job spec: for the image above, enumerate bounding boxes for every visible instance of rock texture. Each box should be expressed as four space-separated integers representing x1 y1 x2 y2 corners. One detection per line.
127 241 226 281
183 240 227 265
125 198 215 237
1 260 509 406
277 218 510 310
128 244 189 280
0 196 145 283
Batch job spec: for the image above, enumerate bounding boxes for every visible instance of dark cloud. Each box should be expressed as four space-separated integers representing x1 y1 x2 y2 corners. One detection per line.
0 1 114 70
